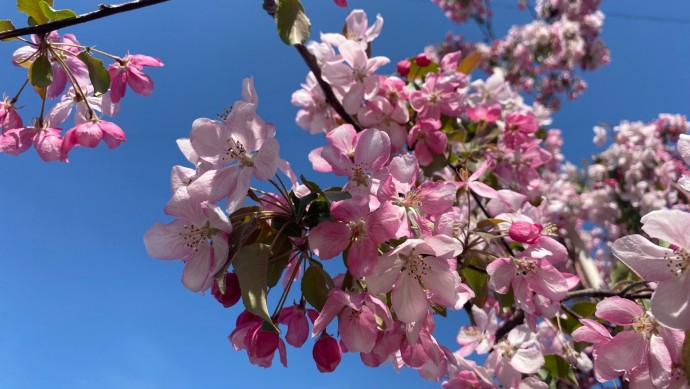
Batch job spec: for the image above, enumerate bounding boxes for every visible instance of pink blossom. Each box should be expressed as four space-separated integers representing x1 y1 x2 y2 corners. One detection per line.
612 209 690 329
308 198 399 277
321 41 389 114
312 333 342 372
486 242 571 316
320 126 391 197
321 10 383 48
0 99 23 132
456 305 497 355
409 73 464 121
108 54 164 103
144 188 232 292
0 126 63 162
366 238 473 323
278 304 319 348
60 119 126 160
573 297 683 387
457 160 499 198
484 325 544 388
311 289 392 354
408 119 447 166
229 311 287 368
467 104 501 123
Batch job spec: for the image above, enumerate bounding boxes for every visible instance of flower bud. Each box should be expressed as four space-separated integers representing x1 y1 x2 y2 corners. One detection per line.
508 221 543 244
212 272 241 308
312 333 342 373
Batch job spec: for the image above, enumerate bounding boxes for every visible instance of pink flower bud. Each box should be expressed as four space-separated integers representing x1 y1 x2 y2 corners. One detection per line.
397 60 410 77
508 221 543 244
246 324 280 359
415 53 432 67
211 272 241 308
312 333 342 373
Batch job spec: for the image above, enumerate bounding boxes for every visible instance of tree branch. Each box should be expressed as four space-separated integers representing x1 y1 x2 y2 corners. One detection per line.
564 287 652 301
261 0 362 132
0 0 169 41
495 308 524 340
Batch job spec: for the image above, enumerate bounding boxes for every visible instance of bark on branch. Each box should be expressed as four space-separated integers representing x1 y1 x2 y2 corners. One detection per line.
0 0 170 40
262 0 362 132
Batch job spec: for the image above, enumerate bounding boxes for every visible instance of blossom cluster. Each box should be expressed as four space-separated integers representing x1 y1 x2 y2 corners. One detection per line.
136 3 690 388
431 0 609 110
0 31 162 162
140 7 690 387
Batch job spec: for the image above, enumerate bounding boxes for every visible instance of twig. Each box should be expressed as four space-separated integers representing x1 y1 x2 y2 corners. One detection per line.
0 0 170 40
495 308 524 340
261 0 362 132
564 288 653 301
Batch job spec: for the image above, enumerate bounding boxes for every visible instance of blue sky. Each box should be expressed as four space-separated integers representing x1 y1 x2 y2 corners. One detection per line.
0 0 689 388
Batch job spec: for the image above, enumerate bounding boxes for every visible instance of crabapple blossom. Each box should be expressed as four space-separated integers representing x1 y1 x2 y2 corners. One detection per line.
312 289 393 354
366 238 474 323
612 209 690 329
308 197 398 277
108 54 164 103
2 126 62 161
60 118 126 160
229 310 287 368
485 325 544 388
144 188 232 292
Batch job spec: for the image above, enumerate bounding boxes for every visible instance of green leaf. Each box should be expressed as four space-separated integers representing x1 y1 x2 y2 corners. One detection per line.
406 59 439 81
301 263 333 311
17 0 52 25
0 19 17 41
29 54 53 87
543 355 578 385
461 267 489 307
570 301 596 318
275 0 311 45
233 243 280 333
266 231 293 287
77 51 110 96
323 190 351 202
300 175 323 196
475 218 506 230
302 198 331 228
38 1 76 22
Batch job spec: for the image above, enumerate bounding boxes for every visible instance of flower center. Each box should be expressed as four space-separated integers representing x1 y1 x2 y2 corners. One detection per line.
632 314 657 337
224 138 254 167
514 258 539 276
427 91 441 105
496 341 515 358
178 222 216 252
400 249 431 282
351 166 370 187
347 219 367 241
664 248 690 277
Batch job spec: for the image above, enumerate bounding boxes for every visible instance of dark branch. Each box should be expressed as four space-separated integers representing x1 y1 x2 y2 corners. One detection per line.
0 0 170 41
294 44 363 132
564 288 653 301
261 0 362 132
495 308 524 340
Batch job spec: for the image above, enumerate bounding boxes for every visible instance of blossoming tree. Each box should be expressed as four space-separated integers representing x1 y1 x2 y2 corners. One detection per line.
1 0 689 388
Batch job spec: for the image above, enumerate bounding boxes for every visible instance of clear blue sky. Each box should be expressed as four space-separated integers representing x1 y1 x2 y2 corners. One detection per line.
1 1 689 388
